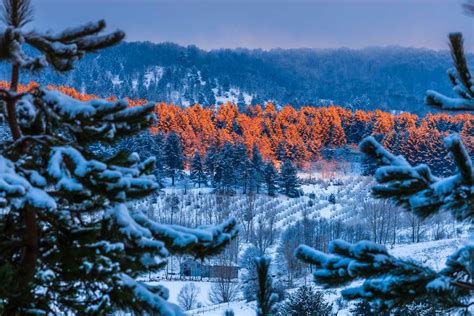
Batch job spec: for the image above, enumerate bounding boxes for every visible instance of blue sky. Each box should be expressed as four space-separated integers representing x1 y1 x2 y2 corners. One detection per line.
34 0 474 51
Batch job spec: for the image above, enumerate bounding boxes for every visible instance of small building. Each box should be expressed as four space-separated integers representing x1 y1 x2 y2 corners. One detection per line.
180 259 238 279
180 259 202 277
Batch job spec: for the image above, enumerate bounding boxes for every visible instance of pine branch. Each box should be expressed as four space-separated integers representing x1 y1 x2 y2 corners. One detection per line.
444 134 473 184
425 33 474 110
448 33 474 99
24 24 125 72
255 256 277 316
359 135 473 220
295 240 473 311
1 0 33 27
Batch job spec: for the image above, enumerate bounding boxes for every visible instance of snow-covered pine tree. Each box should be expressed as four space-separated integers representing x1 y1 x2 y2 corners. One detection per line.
215 142 237 194
239 246 262 301
276 285 332 316
204 144 218 184
295 32 473 313
118 131 166 186
264 162 278 196
190 151 206 187
233 142 250 192
0 1 237 314
278 158 301 197
276 141 288 162
164 131 184 186
249 144 264 194
237 92 246 112
255 256 278 316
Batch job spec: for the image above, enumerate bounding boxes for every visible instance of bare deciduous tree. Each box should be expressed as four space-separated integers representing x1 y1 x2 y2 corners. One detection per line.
253 213 276 255
208 261 240 304
177 283 200 311
360 199 400 244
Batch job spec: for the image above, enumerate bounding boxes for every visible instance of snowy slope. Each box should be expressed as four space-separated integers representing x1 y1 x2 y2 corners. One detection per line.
177 238 466 316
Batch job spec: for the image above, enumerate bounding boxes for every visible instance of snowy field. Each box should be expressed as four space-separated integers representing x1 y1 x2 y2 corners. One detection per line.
131 172 469 315
152 237 467 315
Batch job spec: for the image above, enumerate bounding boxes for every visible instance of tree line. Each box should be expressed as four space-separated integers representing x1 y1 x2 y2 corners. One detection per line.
118 131 302 197
3 81 472 177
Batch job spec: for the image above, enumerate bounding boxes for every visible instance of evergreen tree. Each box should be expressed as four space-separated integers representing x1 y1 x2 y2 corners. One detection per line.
190 151 206 187
224 309 235 316
204 144 218 184
295 32 473 313
0 2 237 314
232 142 249 191
239 246 262 302
215 142 236 194
164 131 184 186
278 159 301 197
276 285 332 316
276 141 288 162
237 92 246 112
264 162 278 196
351 299 442 316
255 256 278 316
249 144 264 193
153 132 166 186
118 131 166 186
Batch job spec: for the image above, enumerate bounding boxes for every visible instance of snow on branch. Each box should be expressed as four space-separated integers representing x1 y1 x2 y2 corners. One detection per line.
29 88 156 143
106 204 238 263
359 135 473 220
118 273 185 316
425 33 474 111
47 146 157 201
0 18 123 72
129 206 238 258
0 155 55 209
425 90 474 111
295 240 472 310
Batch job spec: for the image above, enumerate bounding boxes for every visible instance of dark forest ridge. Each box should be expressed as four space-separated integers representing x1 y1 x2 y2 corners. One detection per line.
2 42 473 115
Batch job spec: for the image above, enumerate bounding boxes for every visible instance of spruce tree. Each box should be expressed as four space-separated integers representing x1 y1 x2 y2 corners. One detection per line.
255 256 278 316
0 1 237 314
215 142 236 194
276 141 288 162
118 131 166 186
164 131 184 186
237 92 246 112
239 246 262 302
249 144 264 194
204 144 218 184
276 285 332 316
233 142 249 191
295 32 473 313
263 162 278 196
278 159 301 197
190 151 206 188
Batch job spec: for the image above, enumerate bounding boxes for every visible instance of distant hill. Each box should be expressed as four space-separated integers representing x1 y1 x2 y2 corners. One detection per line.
2 42 472 114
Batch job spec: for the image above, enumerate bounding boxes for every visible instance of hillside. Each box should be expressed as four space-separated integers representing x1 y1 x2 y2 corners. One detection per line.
4 43 473 114
134 172 469 315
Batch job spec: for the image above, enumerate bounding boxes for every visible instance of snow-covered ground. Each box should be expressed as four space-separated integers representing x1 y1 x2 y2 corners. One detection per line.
134 172 468 315
188 301 256 316
149 280 214 306
142 237 467 315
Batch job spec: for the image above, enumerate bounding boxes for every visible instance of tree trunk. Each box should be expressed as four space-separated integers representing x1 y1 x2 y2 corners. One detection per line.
7 64 21 140
5 65 38 312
